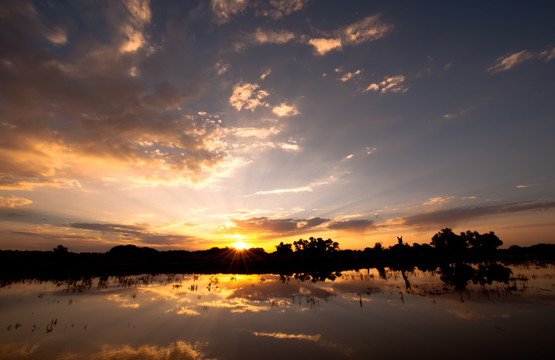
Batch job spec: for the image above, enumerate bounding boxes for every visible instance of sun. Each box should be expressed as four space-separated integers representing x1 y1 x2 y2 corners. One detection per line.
232 241 249 251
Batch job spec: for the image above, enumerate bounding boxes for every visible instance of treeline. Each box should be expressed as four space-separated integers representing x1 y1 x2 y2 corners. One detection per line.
0 228 554 281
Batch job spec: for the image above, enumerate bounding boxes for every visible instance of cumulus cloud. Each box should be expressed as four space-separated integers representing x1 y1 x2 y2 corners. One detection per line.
308 38 342 55
338 69 361 82
401 201 555 226
0 1 234 190
253 28 295 44
487 45 555 73
365 75 408 94
272 103 300 117
229 82 270 111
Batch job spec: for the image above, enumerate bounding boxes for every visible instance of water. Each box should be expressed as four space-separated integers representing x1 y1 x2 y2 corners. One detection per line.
1 262 554 359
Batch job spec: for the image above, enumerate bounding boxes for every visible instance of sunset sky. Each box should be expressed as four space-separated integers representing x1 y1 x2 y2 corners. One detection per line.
1 0 554 252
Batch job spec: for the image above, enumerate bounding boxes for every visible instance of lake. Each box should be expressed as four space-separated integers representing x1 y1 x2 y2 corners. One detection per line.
1 262 554 359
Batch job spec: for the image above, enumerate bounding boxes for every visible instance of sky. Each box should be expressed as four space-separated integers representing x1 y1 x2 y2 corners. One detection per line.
1 0 554 252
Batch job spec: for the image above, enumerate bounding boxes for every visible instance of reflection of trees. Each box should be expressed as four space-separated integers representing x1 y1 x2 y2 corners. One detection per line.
293 271 342 283
439 263 512 290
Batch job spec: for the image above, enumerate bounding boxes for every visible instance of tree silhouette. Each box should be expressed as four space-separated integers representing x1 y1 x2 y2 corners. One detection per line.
53 245 68 254
431 228 467 253
275 242 293 254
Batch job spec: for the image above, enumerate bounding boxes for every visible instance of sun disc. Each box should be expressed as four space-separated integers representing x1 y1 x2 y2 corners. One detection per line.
232 241 248 251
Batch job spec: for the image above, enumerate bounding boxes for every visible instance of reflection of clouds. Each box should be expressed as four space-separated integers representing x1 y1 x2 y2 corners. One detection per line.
0 343 39 358
86 341 206 360
105 294 140 309
252 331 321 342
446 310 485 320
177 307 200 316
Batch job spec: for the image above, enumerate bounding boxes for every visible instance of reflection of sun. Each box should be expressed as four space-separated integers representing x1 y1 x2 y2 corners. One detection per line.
232 241 249 251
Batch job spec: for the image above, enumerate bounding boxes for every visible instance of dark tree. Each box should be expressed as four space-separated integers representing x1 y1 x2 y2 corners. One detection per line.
275 242 293 254
431 228 467 253
53 245 68 254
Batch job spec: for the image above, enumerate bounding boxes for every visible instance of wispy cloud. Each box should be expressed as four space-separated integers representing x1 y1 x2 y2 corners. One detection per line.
424 196 455 206
402 201 555 226
487 45 555 73
254 177 335 195
0 195 33 208
327 219 375 232
308 14 392 56
252 331 321 342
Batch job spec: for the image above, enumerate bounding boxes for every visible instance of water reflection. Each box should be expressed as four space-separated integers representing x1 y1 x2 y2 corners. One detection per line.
1 262 554 359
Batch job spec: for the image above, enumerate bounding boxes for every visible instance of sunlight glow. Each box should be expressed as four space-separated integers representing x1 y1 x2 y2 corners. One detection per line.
232 241 249 251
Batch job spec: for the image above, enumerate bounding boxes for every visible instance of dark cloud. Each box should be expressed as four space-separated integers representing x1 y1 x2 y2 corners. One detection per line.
69 223 146 235
229 216 330 238
402 201 555 227
327 219 375 232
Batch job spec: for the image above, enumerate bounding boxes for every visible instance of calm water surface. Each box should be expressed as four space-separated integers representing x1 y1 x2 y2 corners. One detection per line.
1 263 554 359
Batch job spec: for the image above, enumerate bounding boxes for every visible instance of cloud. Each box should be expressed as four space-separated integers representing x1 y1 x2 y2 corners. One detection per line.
86 341 204 360
0 1 235 190
487 50 535 74
338 69 362 82
67 222 198 247
365 75 408 94
253 28 295 44
272 103 300 117
516 184 532 189
210 0 248 24
252 331 321 342
0 195 33 208
229 82 270 111
308 14 391 56
340 14 391 45
211 0 308 23
254 177 335 195
424 196 455 206
308 38 342 55
255 0 310 19
401 201 555 226
215 60 231 75
327 219 375 232
487 45 555 73
260 68 272 80
227 216 329 238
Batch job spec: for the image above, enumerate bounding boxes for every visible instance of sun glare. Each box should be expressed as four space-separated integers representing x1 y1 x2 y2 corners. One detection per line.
232 241 249 251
